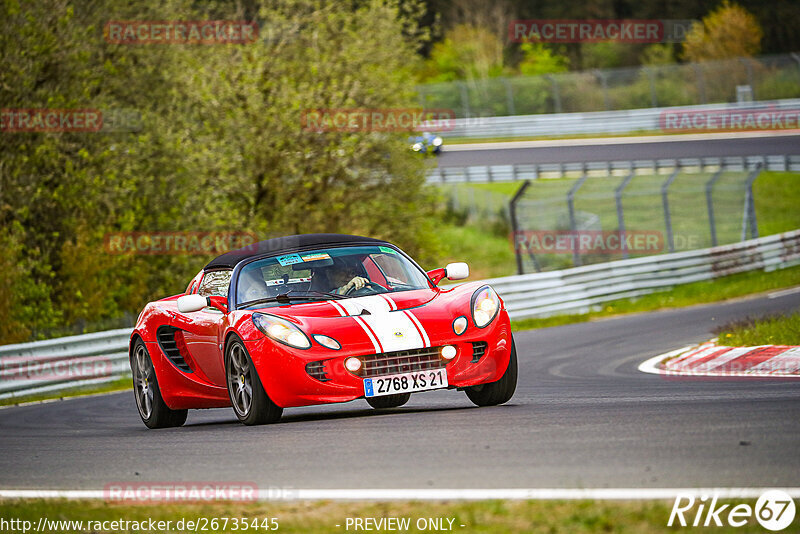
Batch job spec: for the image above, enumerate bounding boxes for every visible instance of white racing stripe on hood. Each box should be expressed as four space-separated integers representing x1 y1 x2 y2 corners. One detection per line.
340 295 424 352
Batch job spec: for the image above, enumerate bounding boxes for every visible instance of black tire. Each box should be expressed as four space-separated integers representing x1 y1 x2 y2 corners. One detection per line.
465 338 518 407
131 338 188 429
366 393 411 409
226 337 283 426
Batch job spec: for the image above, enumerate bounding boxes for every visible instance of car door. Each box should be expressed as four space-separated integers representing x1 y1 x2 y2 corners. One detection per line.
170 270 231 387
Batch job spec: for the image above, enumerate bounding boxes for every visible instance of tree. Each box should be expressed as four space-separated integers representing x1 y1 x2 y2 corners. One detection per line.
518 42 569 76
682 1 763 62
421 24 505 81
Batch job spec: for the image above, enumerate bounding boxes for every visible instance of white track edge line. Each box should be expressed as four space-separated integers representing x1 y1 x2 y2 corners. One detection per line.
2 488 800 500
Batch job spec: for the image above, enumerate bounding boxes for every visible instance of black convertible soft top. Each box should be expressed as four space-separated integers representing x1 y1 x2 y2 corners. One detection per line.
204 233 389 270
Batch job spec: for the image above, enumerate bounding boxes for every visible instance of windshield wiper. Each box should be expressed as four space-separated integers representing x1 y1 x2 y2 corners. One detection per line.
281 290 346 301
240 290 344 308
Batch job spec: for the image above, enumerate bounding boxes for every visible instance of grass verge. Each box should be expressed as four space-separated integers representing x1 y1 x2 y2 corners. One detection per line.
715 312 800 346
511 265 800 332
0 377 130 408
442 129 711 145
0 498 791 533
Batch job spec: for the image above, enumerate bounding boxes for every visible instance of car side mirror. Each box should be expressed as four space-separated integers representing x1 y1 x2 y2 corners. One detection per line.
427 262 470 285
177 294 207 313
445 262 469 280
176 294 229 313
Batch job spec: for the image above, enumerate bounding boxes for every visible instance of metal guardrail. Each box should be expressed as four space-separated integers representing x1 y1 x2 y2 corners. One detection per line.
425 99 800 138
1 229 798 400
427 155 800 184
0 328 132 401
483 229 800 320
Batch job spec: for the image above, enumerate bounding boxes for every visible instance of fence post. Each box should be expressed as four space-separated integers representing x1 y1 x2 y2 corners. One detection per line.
502 77 515 116
704 169 723 247
693 64 707 104
615 169 635 258
567 165 589 266
510 180 532 274
741 162 762 241
661 165 681 253
740 58 755 100
595 70 610 110
458 81 470 118
545 75 562 113
645 67 658 107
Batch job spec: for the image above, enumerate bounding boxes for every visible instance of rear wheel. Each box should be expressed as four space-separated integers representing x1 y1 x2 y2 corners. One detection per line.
132 339 187 429
465 338 518 407
366 393 411 409
226 338 283 425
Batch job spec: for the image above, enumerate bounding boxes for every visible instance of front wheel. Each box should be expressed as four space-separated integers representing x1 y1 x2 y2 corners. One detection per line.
465 338 518 407
131 339 187 429
366 393 411 409
226 338 283 426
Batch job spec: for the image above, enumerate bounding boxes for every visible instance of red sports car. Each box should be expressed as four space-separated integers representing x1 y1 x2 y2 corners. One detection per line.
129 234 516 428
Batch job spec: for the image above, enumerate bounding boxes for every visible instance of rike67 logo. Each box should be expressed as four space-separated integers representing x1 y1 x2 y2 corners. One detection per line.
669 491 796 531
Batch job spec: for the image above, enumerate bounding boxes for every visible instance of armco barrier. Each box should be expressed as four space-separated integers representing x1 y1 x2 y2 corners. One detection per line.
427 155 800 184
0 328 132 401
1 229 798 400
424 98 800 138
482 229 800 319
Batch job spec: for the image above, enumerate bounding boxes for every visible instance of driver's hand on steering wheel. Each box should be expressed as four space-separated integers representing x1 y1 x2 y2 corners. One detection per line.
340 276 369 294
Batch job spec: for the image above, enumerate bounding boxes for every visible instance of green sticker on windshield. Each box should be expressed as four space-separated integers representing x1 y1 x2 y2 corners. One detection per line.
379 246 397 254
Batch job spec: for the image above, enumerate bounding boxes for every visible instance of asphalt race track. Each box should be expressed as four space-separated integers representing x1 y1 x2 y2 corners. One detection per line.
438 132 800 167
1 291 799 491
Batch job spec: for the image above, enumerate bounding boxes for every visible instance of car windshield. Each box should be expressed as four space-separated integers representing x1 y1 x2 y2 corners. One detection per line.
236 245 431 308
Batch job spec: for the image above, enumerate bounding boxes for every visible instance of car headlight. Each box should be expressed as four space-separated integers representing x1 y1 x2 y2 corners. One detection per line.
432 136 443 147
471 286 500 328
412 142 423 151
452 316 468 335
313 334 341 350
252 313 311 349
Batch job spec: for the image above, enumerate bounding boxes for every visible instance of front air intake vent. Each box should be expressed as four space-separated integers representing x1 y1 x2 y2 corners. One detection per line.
471 341 488 363
156 326 193 373
305 360 330 382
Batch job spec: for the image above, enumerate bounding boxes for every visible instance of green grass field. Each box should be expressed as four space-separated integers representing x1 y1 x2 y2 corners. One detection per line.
511 264 800 331
715 311 800 346
1 498 793 533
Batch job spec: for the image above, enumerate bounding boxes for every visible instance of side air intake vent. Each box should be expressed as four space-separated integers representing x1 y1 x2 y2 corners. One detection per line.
156 326 193 373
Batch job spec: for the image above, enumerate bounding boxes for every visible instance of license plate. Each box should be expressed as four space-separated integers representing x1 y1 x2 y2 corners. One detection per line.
364 368 448 398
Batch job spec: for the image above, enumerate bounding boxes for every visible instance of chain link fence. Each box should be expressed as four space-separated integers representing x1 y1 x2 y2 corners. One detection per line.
418 53 800 118
509 161 761 274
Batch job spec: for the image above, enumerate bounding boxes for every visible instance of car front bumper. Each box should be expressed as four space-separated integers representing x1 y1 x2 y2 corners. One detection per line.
246 310 513 408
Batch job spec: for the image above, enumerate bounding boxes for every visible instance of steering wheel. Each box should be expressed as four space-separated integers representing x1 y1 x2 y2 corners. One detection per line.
345 281 388 296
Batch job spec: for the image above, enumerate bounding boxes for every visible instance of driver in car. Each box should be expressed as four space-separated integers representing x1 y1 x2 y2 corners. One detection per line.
327 261 369 295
